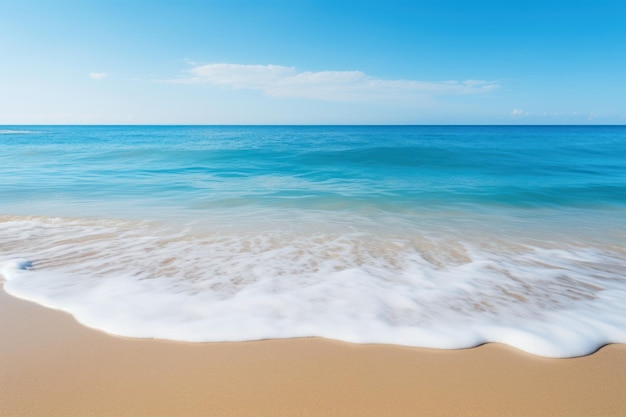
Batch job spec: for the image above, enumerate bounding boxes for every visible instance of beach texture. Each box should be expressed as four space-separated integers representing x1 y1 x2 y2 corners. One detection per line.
2 290 626 417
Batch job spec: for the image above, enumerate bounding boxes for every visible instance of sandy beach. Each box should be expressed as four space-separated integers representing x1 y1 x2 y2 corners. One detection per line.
1 289 625 417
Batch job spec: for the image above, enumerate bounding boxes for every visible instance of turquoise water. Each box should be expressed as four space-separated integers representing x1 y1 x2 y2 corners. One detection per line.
1 125 626 357
2 126 626 217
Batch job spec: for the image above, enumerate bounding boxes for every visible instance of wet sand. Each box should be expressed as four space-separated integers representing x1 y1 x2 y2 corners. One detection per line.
2 289 625 417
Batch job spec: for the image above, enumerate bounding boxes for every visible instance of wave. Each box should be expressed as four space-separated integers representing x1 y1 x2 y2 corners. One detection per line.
0 129 38 135
2 215 625 357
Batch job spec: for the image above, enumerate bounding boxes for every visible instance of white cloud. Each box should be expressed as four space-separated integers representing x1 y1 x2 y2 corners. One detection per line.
506 109 613 124
169 63 499 101
89 72 108 80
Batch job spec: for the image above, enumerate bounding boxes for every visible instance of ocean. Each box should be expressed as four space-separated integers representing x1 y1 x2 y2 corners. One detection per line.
1 125 625 357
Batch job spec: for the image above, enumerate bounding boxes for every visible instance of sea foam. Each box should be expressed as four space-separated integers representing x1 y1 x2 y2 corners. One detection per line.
2 215 625 358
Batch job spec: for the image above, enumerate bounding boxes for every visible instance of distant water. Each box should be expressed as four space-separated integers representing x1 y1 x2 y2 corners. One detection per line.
1 125 625 357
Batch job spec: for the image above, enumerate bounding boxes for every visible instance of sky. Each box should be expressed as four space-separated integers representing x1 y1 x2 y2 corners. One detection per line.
1 0 625 125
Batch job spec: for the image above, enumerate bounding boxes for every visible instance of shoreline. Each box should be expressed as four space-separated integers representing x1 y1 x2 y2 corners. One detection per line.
2 289 626 417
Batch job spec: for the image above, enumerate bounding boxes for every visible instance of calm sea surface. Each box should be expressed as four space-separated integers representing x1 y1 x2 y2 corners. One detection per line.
1 125 625 357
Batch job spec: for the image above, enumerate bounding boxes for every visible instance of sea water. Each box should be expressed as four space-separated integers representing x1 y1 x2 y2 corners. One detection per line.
1 125 625 357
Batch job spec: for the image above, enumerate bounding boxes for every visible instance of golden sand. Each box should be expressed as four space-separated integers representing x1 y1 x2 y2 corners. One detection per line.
2 289 625 417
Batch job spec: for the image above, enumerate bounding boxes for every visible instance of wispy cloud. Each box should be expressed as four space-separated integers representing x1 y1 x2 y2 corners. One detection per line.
89 72 108 80
509 109 612 123
168 63 499 101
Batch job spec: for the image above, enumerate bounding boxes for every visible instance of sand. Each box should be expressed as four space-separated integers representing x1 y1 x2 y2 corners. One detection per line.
1 289 625 417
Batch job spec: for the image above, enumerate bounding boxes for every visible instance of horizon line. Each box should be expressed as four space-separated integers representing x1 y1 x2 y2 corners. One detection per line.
2 123 625 127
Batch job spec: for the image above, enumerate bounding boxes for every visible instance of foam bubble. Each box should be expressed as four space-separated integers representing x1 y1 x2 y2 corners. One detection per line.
1 215 626 357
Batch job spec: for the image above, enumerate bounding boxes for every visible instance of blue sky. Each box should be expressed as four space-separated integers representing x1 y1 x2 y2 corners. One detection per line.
1 0 625 124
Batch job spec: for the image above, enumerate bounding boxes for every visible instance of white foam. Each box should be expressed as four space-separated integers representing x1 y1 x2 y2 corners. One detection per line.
0 129 38 135
0 259 32 278
1 214 626 357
